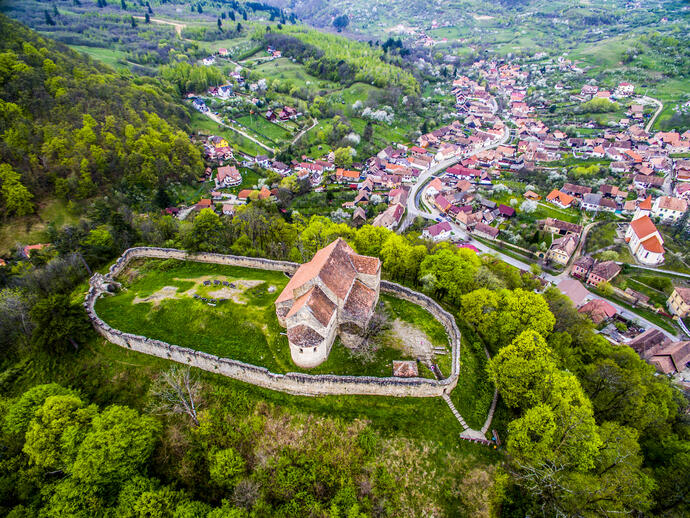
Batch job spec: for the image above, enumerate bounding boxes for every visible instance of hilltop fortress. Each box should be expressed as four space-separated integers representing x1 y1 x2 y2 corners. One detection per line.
275 238 381 368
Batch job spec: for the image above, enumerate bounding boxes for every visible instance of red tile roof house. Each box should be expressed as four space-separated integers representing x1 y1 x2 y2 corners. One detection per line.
586 261 621 287
434 194 452 213
546 189 575 209
473 222 499 240
578 299 618 324
215 165 242 188
571 255 595 280
498 204 515 218
275 239 381 368
647 341 690 375
422 221 453 242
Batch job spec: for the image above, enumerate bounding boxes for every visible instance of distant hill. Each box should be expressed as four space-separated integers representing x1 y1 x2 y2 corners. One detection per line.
0 14 202 217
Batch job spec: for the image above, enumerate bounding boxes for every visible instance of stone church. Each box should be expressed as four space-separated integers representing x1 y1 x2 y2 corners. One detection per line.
275 238 381 368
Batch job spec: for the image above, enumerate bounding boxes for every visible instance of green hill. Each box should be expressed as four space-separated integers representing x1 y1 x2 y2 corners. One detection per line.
0 14 202 219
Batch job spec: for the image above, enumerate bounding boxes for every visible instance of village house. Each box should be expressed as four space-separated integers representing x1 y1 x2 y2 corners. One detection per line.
539 218 583 236
651 196 688 223
667 286 690 318
371 203 405 230
578 299 618 324
215 165 242 188
647 341 690 375
557 278 590 307
625 215 665 265
546 233 579 265
571 255 596 279
352 207 366 227
423 221 453 242
275 239 381 369
546 189 575 209
473 222 499 240
586 261 621 287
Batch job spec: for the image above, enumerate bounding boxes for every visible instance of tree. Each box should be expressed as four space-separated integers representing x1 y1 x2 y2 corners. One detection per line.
182 208 228 252
148 366 203 426
333 147 354 168
236 22 242 33
333 15 349 32
487 330 557 409
145 12 150 24
30 294 91 352
121 0 127 10
217 18 222 30
44 10 56 26
209 448 245 489
229 10 235 21
72 405 160 486
0 164 34 216
363 122 373 142
130 16 137 28
23 395 97 472
4 383 79 437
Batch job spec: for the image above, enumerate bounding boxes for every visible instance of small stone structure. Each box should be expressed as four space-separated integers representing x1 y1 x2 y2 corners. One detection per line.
275 238 381 368
84 247 461 397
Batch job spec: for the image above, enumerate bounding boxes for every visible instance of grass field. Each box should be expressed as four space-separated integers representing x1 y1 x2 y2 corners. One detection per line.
237 114 292 142
0 199 79 255
190 112 266 156
254 58 339 93
96 258 453 378
69 45 131 70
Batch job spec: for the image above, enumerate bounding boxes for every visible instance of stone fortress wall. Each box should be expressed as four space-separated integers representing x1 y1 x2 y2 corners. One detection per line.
84 247 461 397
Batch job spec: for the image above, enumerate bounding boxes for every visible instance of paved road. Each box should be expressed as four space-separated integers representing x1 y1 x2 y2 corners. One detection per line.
400 119 680 338
204 111 277 154
401 125 512 230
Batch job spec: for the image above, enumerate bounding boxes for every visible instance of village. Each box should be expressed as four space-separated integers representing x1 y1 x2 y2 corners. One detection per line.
165 50 690 384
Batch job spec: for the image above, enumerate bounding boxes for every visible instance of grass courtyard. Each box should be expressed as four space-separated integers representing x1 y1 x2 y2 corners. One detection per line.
95 258 453 378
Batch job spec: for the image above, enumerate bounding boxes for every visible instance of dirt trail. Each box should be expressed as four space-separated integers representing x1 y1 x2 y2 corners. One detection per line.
389 320 435 360
133 16 186 38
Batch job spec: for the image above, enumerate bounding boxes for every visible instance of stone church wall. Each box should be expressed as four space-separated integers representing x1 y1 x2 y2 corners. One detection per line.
85 247 460 397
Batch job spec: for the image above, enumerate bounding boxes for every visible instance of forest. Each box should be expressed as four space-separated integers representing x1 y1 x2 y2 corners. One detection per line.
0 14 203 215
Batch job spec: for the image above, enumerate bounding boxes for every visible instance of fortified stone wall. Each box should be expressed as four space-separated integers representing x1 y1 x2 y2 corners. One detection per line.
85 247 460 397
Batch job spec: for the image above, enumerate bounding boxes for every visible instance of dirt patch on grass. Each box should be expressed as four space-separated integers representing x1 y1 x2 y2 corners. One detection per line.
133 286 179 306
206 279 263 304
131 276 271 306
388 320 435 360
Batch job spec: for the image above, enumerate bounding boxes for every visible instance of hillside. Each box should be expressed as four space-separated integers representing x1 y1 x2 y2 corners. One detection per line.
0 14 202 219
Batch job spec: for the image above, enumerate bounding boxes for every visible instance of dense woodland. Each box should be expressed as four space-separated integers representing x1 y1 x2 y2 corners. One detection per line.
0 15 203 214
0 9 689 518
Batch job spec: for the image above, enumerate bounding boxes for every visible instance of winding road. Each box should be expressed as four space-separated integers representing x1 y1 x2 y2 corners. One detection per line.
204 111 277 154
400 110 681 339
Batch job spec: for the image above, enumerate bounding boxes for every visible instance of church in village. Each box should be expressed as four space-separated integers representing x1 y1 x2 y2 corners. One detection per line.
275 238 381 368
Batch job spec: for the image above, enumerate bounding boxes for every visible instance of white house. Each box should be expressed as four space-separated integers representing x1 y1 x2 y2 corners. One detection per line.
625 215 665 266
422 221 453 242
651 196 688 223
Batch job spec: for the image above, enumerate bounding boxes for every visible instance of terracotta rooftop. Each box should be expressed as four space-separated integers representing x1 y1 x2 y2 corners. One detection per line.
277 239 380 304
286 285 336 327
640 235 664 254
649 341 690 374
590 261 621 281
629 215 658 239
657 196 688 212
578 299 617 324
342 280 378 321
638 195 652 210
392 360 419 378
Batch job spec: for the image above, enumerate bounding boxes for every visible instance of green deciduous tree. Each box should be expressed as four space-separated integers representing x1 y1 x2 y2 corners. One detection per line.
30 294 91 352
0 163 34 216
209 448 245 489
71 405 160 486
487 330 557 409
